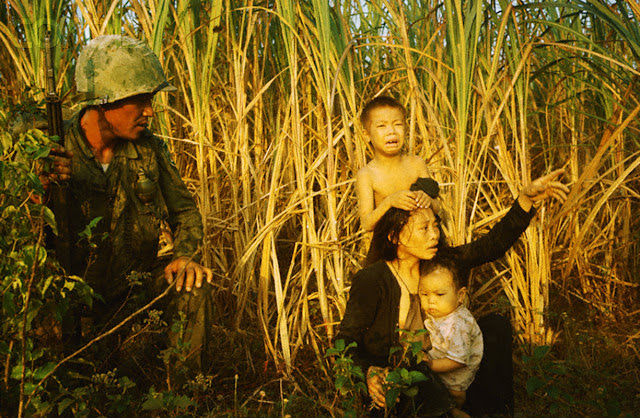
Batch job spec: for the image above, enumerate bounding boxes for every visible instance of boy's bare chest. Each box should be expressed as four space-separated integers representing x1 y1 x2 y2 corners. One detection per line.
371 170 418 206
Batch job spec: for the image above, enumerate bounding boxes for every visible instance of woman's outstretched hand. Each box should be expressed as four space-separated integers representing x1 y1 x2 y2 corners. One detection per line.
518 168 570 212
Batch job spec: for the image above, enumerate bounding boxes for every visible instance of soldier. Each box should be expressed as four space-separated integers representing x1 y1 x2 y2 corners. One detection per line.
43 35 213 374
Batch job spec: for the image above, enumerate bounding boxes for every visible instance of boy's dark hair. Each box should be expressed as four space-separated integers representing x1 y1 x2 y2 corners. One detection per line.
420 252 468 290
360 95 406 130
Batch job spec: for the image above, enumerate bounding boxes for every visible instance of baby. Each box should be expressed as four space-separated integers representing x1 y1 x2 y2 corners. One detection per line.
419 255 483 417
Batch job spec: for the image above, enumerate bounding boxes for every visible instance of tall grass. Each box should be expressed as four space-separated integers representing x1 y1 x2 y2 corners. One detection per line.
1 0 638 366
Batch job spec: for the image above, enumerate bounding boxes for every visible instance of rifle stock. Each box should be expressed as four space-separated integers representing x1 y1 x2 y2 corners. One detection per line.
44 30 72 272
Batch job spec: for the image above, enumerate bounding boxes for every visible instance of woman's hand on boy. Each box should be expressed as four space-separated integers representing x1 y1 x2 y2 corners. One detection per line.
387 190 434 211
387 190 421 211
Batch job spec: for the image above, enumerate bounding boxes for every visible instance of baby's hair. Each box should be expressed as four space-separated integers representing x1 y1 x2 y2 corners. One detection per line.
420 253 467 290
360 95 406 129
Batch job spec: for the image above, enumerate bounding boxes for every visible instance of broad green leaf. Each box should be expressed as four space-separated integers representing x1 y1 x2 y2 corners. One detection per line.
533 345 550 360
11 364 30 380
33 145 51 160
404 386 419 397
173 395 196 409
42 206 58 236
26 172 44 195
33 362 56 380
408 370 428 384
385 370 401 383
141 396 164 411
58 398 75 415
385 387 401 409
526 376 545 395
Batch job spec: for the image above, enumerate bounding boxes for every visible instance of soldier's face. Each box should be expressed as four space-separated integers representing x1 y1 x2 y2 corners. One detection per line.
103 93 155 141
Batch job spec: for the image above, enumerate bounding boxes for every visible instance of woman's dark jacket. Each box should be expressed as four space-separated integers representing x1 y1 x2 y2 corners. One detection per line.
336 200 535 371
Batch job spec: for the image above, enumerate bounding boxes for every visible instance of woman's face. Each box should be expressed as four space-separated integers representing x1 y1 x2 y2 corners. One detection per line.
396 207 440 261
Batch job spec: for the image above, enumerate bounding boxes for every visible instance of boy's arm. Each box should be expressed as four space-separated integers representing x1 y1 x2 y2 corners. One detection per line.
356 168 418 232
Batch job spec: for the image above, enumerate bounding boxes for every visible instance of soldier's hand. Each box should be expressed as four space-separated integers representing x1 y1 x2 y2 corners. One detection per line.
164 256 213 292
39 146 73 190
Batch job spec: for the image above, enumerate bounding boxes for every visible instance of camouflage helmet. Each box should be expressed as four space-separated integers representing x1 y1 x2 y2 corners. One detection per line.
75 35 176 106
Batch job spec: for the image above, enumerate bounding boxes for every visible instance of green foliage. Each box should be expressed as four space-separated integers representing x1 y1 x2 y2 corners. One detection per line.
0 100 96 415
56 369 136 417
521 339 635 417
522 345 571 414
382 329 430 410
325 339 367 417
327 331 432 415
141 387 197 413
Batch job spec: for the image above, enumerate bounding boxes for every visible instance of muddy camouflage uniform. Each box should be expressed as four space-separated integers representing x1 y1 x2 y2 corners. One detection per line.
55 35 212 371
62 116 202 298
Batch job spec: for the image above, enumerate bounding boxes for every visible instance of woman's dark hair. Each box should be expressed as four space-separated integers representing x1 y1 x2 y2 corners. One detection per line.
419 251 467 290
364 177 445 266
364 207 448 266
365 207 411 266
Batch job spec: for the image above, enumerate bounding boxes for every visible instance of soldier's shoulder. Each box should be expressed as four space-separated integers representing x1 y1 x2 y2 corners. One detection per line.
144 131 171 152
141 131 179 167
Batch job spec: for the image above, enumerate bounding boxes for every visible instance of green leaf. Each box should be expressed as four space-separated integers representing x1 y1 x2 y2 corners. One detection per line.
42 206 58 236
385 387 401 409
26 172 44 195
410 341 424 355
33 362 56 380
408 370 428 384
58 398 75 415
385 370 401 383
41 275 54 296
0 133 12 152
335 375 348 390
79 217 103 239
173 395 196 409
29 348 44 361
24 382 37 395
526 376 545 395
547 362 567 375
3 292 16 316
389 346 402 355
11 364 30 380
605 399 622 417
33 145 51 160
533 345 550 360
141 396 164 411
404 386 419 397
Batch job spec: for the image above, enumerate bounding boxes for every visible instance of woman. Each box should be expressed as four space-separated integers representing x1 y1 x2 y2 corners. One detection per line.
337 170 569 416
